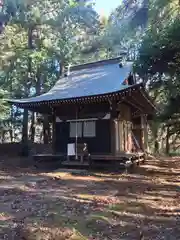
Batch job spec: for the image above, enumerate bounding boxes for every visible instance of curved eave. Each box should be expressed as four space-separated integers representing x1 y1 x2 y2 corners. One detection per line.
8 83 145 108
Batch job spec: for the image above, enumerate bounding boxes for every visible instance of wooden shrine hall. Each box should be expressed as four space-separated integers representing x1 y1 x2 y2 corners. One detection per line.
9 57 156 169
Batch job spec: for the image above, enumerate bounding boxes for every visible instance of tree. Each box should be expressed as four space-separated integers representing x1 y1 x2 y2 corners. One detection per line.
133 0 180 154
0 0 99 148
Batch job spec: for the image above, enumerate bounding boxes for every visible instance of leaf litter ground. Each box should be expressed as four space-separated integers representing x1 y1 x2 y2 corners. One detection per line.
0 157 179 239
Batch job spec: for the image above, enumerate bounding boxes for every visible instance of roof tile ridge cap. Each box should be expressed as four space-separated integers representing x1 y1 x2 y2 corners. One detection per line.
70 56 124 71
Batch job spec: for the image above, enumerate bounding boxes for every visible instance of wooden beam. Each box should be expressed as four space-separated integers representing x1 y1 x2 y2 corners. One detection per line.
140 89 156 110
124 98 144 112
130 95 147 111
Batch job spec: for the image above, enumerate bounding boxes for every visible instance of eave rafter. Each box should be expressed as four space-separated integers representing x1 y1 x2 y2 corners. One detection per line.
12 84 144 111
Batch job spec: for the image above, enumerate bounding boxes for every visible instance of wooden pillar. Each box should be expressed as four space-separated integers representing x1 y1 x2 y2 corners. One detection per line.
119 120 124 152
132 116 143 151
75 106 79 160
127 121 133 152
115 119 120 153
110 118 116 154
117 103 132 153
52 108 56 153
123 120 127 151
109 100 117 155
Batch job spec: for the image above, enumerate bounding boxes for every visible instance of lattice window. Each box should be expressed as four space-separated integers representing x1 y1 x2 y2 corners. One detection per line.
83 121 96 137
70 122 82 138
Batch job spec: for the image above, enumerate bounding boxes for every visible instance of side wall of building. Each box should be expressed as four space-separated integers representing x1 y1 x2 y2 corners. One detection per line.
114 103 148 154
132 115 148 152
115 103 133 153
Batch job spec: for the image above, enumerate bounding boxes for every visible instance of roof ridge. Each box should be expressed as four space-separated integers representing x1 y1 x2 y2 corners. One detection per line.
70 56 127 71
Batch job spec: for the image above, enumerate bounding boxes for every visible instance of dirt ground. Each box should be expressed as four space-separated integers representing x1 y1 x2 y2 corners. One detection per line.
0 157 179 240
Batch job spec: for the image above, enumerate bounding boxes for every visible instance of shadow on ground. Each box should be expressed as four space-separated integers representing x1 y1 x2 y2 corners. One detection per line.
0 157 179 239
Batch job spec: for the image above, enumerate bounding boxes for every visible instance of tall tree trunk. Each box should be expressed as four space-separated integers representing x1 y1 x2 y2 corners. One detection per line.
2 130 5 143
43 115 50 144
21 89 29 156
10 117 13 142
59 59 64 77
42 59 64 145
36 67 51 144
30 66 42 143
9 62 14 143
30 112 36 142
165 126 170 155
21 109 29 156
21 27 33 156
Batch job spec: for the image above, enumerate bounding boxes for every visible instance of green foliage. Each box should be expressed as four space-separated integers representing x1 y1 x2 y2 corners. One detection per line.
0 0 99 142
0 89 10 118
132 0 180 153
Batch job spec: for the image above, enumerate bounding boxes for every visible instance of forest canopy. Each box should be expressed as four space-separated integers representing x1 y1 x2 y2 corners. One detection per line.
0 0 179 154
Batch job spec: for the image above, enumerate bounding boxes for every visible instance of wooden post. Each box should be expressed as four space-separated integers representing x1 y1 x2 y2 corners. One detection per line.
110 118 116 154
115 119 120 154
123 120 126 151
118 103 132 153
109 100 117 155
52 108 56 154
119 120 124 152
75 107 78 160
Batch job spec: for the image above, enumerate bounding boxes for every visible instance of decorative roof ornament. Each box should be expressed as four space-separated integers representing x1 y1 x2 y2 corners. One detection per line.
64 63 71 77
118 55 126 68
117 49 128 68
67 64 71 76
8 57 136 105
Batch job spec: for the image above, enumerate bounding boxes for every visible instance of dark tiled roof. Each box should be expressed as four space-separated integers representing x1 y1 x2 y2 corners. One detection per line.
9 58 134 104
